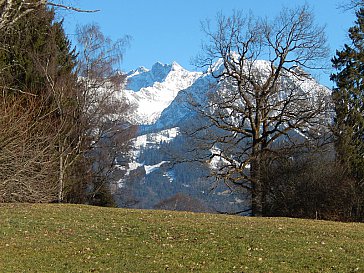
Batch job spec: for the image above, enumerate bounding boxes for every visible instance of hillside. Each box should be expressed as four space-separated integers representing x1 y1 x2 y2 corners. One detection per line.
0 204 363 272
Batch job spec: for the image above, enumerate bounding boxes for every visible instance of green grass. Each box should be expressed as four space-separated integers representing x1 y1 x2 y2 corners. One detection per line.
0 204 363 272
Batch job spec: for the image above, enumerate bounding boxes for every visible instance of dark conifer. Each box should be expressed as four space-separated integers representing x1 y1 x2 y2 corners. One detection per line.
0 5 76 95
331 8 364 220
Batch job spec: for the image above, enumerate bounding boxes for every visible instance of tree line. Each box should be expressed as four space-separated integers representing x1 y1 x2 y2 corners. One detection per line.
0 1 135 205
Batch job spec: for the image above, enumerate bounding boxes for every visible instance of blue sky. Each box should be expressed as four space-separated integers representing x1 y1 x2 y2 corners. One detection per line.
62 0 356 87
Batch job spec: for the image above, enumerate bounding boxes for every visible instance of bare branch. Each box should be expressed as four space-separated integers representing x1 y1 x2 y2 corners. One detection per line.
0 1 99 32
47 2 100 13
191 5 331 216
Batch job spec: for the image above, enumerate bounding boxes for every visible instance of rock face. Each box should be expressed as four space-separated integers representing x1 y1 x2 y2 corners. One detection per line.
112 61 330 215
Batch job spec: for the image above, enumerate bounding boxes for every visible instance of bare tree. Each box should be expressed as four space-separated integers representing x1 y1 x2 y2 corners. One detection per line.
0 0 98 32
195 5 331 216
0 94 60 202
71 23 136 205
340 0 364 11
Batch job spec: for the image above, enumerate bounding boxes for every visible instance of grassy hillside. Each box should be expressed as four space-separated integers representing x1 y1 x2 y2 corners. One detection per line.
0 204 363 272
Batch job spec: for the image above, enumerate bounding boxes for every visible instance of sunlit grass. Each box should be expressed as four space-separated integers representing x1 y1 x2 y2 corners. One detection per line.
0 204 363 272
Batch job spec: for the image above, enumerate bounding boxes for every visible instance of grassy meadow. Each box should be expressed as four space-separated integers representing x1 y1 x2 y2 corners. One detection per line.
0 204 363 272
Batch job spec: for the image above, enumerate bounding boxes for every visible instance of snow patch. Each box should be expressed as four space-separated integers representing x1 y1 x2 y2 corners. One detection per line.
163 171 175 183
145 161 169 175
133 127 180 149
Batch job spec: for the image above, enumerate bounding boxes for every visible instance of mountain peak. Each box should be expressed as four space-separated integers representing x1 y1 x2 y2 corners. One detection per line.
123 61 203 124
151 61 185 74
126 61 190 92
151 61 166 70
150 62 172 79
171 61 183 71
127 66 149 77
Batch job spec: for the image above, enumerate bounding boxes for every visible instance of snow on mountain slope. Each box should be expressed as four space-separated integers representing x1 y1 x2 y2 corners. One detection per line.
113 59 331 214
153 59 331 133
115 127 179 185
151 72 214 130
121 62 202 125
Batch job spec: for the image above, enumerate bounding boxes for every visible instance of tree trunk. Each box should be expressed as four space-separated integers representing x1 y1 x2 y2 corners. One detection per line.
251 152 264 216
58 144 64 202
251 183 263 216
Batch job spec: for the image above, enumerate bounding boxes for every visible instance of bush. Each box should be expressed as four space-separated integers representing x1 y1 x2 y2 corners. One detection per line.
263 149 361 222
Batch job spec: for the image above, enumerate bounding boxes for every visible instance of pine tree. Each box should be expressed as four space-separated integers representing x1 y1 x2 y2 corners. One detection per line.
331 8 364 220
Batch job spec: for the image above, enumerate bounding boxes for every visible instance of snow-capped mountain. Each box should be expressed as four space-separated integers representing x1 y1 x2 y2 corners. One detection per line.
112 61 331 214
121 62 201 125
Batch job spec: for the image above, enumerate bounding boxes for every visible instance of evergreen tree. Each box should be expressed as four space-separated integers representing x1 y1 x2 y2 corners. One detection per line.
331 8 364 220
0 5 76 95
0 4 79 202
